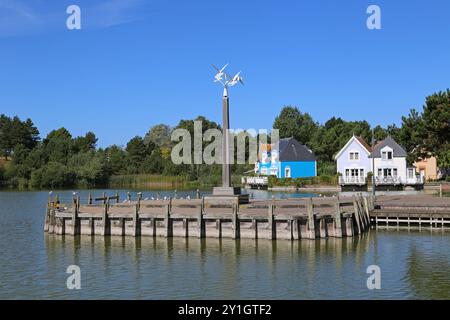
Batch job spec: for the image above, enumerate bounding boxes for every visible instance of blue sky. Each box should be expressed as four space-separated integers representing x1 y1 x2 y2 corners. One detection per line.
1 0 449 147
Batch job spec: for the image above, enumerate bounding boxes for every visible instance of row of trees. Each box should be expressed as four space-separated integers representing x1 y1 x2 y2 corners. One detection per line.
0 89 448 188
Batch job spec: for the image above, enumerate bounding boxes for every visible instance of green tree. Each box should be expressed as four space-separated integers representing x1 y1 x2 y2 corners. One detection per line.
73 132 98 153
421 89 450 168
396 109 425 163
273 106 318 145
144 124 172 148
126 136 148 173
43 128 73 164
0 115 39 159
104 145 127 175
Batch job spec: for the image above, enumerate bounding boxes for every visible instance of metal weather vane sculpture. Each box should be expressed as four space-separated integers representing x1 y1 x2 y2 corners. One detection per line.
212 63 244 96
211 63 244 194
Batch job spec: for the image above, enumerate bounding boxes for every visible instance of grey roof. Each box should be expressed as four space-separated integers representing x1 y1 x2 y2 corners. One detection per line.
278 137 316 162
369 136 407 158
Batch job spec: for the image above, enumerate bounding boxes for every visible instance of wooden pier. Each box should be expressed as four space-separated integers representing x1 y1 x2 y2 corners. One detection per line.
44 194 374 240
371 194 450 228
44 192 450 240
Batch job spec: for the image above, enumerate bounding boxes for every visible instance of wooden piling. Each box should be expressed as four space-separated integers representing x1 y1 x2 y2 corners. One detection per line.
306 198 316 239
232 204 240 239
197 203 205 238
101 202 110 236
132 204 141 237
164 204 173 237
319 218 327 238
216 219 222 238
71 198 80 236
334 196 343 238
89 218 95 236
352 196 362 234
267 203 276 240
44 203 50 232
183 218 189 238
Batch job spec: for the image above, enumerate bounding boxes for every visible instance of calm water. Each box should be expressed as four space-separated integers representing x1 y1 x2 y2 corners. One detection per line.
1 189 450 300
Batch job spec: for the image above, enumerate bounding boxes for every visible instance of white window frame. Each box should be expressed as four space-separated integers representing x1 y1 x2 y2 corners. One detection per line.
381 147 393 161
284 167 291 178
348 150 360 161
261 167 268 175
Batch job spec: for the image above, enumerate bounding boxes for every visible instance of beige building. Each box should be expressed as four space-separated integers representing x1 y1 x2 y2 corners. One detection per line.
414 156 439 181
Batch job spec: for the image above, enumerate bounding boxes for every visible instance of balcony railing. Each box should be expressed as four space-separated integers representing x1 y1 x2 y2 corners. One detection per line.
242 176 269 186
339 176 366 185
406 176 424 185
375 176 401 185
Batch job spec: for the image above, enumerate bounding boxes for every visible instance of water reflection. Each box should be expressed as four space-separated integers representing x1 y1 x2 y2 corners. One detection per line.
1 190 450 299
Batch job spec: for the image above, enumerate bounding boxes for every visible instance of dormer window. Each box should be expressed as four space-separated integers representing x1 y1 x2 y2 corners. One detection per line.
349 152 359 160
381 151 393 160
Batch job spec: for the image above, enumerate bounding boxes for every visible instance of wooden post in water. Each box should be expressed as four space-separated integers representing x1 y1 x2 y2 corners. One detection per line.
71 197 80 236
197 202 205 238
89 217 95 236
164 204 173 237
103 192 106 204
127 192 131 202
267 203 276 240
116 191 120 204
363 196 371 229
306 198 316 239
352 196 362 234
88 193 92 205
131 204 141 237
137 192 142 210
44 202 51 232
334 196 343 237
232 203 240 239
183 218 189 238
319 217 327 238
101 202 110 236
196 189 200 199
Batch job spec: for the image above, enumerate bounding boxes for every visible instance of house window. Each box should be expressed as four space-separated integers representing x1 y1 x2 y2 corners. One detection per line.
408 168 414 179
285 167 291 178
349 152 359 160
261 167 268 175
270 168 278 176
378 169 382 177
382 151 393 160
393 168 398 177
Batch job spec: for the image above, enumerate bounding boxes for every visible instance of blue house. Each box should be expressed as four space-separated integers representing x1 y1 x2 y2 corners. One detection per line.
255 137 317 178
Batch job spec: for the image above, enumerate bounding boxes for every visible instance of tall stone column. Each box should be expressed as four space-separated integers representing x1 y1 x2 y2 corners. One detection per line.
222 89 231 188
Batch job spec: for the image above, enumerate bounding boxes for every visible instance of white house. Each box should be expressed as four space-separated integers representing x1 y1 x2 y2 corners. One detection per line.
369 136 423 186
334 135 372 186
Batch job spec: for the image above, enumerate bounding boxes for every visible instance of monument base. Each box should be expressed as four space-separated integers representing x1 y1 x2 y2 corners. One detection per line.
212 187 242 196
204 187 249 204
